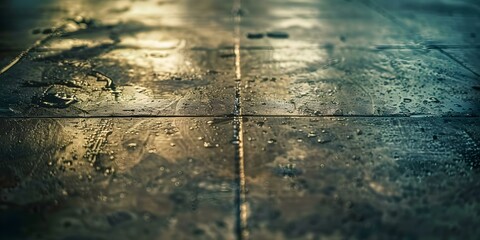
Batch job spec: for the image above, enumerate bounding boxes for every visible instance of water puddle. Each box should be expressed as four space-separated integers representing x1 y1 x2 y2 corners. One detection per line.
32 86 78 108
247 33 264 39
88 70 117 91
246 31 290 39
266 31 289 39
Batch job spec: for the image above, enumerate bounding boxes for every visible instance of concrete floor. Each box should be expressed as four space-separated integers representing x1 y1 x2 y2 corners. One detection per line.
0 0 479 239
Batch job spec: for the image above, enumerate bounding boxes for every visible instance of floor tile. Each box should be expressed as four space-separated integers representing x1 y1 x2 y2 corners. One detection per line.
240 48 480 116
0 0 479 239
364 0 480 46
243 116 480 240
441 48 480 78
240 0 413 48
0 117 236 240
0 47 236 117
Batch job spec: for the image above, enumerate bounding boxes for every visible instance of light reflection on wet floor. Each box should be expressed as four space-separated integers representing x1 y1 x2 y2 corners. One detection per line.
0 0 479 239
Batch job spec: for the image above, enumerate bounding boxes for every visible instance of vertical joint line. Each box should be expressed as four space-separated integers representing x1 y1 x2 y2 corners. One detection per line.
233 0 248 239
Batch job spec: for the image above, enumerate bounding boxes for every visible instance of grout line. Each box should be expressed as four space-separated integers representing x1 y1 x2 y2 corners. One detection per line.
0 115 478 120
240 114 480 118
432 46 480 78
2 44 478 53
358 0 480 79
232 0 248 239
358 0 410 32
0 114 236 119
374 44 480 50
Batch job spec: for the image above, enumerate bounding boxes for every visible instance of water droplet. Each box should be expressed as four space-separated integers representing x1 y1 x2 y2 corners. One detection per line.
426 97 440 103
63 160 73 166
267 139 277 144
104 167 114 175
317 138 331 144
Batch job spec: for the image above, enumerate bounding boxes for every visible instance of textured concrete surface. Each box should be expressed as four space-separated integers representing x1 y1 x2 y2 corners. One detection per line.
0 0 479 239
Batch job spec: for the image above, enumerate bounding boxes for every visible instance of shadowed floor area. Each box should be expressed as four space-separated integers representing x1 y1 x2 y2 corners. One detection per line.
0 0 479 239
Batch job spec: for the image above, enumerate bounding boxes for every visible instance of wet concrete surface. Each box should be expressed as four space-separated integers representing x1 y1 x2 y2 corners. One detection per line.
0 118 236 240
241 48 479 116
244 117 480 240
0 0 479 239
